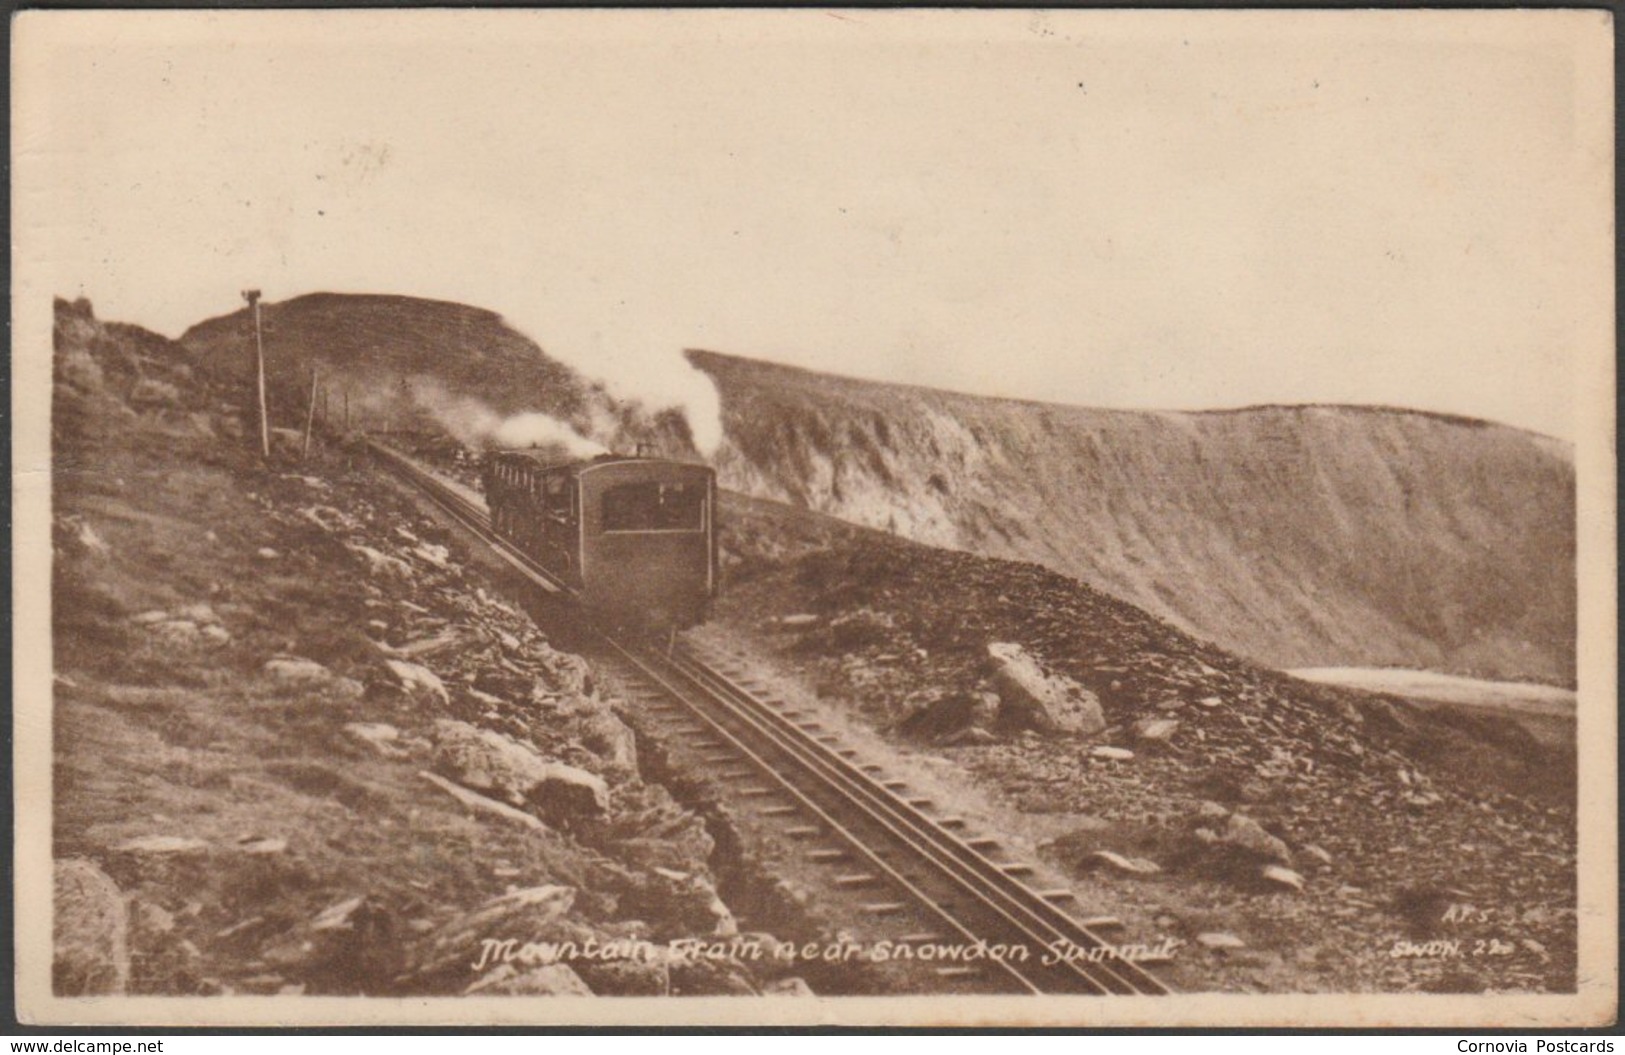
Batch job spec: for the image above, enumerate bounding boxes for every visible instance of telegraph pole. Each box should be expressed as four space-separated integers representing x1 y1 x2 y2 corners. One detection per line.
243 289 270 459
302 367 320 461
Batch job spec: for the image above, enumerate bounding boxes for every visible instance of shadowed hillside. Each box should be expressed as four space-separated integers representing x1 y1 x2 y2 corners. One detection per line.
180 293 699 457
690 350 1575 685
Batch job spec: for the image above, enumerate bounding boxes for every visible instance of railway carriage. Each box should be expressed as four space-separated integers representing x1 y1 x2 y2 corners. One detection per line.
483 450 718 631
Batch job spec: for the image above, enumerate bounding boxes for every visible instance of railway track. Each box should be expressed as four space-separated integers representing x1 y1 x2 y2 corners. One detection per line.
366 438 1174 997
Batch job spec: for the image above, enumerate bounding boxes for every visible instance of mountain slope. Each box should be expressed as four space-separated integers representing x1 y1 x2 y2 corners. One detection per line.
180 294 699 456
690 350 1574 685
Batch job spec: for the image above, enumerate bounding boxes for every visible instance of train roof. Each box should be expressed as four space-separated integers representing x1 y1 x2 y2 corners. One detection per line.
488 449 713 478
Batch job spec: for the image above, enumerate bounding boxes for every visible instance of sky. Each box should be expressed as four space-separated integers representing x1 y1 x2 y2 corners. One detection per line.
13 9 1612 441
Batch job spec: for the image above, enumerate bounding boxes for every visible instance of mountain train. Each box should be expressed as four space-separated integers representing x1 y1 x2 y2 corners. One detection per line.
481 450 718 632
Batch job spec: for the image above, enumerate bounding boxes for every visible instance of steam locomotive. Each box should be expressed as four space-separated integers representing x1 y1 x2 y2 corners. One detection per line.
482 450 718 631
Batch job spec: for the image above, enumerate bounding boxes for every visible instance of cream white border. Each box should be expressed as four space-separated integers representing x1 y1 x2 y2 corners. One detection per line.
11 8 1616 1028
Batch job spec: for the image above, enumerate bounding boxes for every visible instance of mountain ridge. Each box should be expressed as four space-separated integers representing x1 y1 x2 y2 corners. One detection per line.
688 347 1575 686
178 292 1574 685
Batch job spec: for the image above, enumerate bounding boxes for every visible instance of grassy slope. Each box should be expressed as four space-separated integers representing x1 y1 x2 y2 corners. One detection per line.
693 349 1575 686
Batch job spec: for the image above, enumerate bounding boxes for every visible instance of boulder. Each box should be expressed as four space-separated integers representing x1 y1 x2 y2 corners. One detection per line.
669 957 759 996
533 645 594 697
54 859 129 996
432 720 609 821
263 656 332 686
576 956 671 996
579 711 639 773
1133 717 1181 743
387 660 450 706
1221 814 1293 866
897 690 999 741
349 544 413 581
986 643 1105 735
1261 865 1305 892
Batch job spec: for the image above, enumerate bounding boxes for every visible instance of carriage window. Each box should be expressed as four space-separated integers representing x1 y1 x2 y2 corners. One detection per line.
601 482 704 532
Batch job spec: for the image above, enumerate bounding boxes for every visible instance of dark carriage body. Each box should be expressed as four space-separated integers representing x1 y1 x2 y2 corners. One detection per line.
483 450 717 630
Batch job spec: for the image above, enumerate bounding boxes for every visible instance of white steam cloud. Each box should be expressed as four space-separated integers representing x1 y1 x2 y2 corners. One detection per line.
408 377 607 458
490 412 609 455
491 308 725 459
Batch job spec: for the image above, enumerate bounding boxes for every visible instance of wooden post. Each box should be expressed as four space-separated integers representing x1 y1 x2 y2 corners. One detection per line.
344 389 350 432
302 368 319 461
243 290 269 459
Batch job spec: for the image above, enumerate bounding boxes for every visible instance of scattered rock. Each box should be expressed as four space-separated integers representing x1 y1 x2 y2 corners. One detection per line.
1261 865 1305 892
942 725 1000 746
763 976 816 997
420 771 549 833
148 619 201 646
1091 746 1135 761
579 710 639 772
54 859 129 996
1221 814 1293 866
130 900 176 936
129 377 181 409
986 642 1106 735
1132 717 1181 742
263 656 332 686
349 544 413 580
344 722 406 758
432 720 609 821
387 659 450 706
67 518 113 558
311 896 368 932
575 956 670 996
898 690 998 740
1197 932 1247 950
112 835 210 856
464 962 594 996
1088 850 1162 875
1302 844 1334 867
388 630 466 659
235 836 287 855
256 547 280 560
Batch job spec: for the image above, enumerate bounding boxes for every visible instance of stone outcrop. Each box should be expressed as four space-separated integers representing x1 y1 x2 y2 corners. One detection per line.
986 642 1106 735
54 859 129 996
432 720 609 822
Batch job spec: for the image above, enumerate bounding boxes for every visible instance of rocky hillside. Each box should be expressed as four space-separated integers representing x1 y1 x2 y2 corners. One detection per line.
691 350 1575 685
704 493 1578 993
50 299 810 998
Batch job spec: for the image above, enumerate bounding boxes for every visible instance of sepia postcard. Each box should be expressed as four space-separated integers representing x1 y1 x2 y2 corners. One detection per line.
11 8 1616 1029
